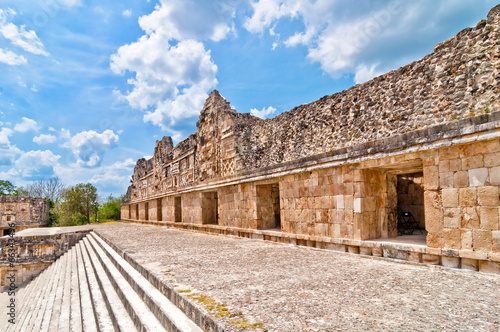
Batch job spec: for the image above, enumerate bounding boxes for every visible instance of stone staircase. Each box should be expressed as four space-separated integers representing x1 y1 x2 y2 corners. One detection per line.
1 232 203 332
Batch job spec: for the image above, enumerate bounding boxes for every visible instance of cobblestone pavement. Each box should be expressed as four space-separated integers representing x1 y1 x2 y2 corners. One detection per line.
95 223 500 332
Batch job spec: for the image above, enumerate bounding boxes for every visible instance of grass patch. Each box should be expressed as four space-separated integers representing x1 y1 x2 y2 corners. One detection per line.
186 292 265 329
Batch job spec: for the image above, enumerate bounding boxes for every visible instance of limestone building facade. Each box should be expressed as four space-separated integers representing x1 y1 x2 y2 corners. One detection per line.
0 196 50 236
122 6 500 272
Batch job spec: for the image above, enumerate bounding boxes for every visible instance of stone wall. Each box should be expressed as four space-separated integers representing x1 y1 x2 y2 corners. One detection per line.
121 6 500 270
0 196 49 232
235 6 500 171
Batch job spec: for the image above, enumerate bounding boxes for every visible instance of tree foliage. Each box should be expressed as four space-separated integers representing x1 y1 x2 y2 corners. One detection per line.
0 180 18 196
97 195 124 222
57 183 99 226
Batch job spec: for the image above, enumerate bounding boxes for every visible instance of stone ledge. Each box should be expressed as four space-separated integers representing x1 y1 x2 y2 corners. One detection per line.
123 219 500 275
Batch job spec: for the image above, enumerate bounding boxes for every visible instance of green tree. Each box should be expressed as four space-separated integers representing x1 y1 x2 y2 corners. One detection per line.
58 183 99 226
97 195 124 222
0 180 18 196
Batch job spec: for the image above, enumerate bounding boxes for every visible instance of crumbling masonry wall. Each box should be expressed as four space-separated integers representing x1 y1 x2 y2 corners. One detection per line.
122 6 500 271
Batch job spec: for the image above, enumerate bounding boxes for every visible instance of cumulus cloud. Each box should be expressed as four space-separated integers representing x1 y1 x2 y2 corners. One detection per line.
354 63 384 84
33 134 57 145
250 106 276 119
111 1 223 129
122 9 132 17
0 48 27 65
62 129 119 167
243 0 410 79
0 23 49 56
0 127 13 146
13 150 61 178
58 0 83 7
14 117 39 132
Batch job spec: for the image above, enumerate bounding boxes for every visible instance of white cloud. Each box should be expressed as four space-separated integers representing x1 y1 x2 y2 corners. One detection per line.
0 23 49 56
0 128 13 146
13 150 61 178
31 85 38 92
0 48 27 65
62 129 119 167
139 0 240 42
243 0 409 79
48 127 56 132
60 128 71 139
111 28 218 129
250 106 276 119
354 63 384 84
14 117 39 132
122 9 132 17
33 134 57 145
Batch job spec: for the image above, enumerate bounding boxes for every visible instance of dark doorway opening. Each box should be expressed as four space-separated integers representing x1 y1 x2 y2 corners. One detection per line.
157 198 163 221
396 172 425 234
174 197 182 223
144 202 149 221
256 183 281 230
202 192 219 225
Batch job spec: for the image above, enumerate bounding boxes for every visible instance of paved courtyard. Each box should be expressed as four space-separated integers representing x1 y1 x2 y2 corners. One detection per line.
94 223 499 331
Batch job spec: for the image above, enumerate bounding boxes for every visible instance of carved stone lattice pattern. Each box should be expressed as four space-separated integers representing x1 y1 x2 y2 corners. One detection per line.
222 157 235 176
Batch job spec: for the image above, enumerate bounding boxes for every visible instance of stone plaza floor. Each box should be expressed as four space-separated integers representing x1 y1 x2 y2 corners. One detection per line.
93 223 500 331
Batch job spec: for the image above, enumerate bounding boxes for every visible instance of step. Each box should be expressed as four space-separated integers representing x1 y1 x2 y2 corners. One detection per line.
74 242 98 331
15 250 69 332
39 248 72 332
55 248 73 332
90 232 203 332
69 243 82 332
78 238 115 332
81 237 137 331
85 235 166 331
23 250 66 332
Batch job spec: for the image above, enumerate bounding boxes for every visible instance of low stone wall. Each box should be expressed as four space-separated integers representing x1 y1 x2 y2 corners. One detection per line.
0 230 91 291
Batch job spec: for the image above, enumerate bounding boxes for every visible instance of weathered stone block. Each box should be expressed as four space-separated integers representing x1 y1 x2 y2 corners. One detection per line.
449 159 462 172
422 254 440 265
442 188 459 207
478 261 500 274
459 188 477 207
408 252 421 262
468 168 489 186
443 229 461 249
462 155 484 170
424 191 443 233
484 152 500 167
325 243 346 252
383 249 409 260
315 223 329 237
453 171 469 188
479 207 499 230
461 229 473 250
347 246 360 254
441 256 461 268
426 233 444 248
492 231 500 253
489 166 500 185
335 195 345 209
461 207 480 229
359 247 372 256
444 208 461 229
423 166 439 190
473 230 493 251
461 258 478 271
439 171 454 188
439 146 460 160
478 186 500 206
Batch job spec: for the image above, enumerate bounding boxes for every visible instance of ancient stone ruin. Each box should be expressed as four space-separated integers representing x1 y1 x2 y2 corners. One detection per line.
122 6 500 273
0 196 49 236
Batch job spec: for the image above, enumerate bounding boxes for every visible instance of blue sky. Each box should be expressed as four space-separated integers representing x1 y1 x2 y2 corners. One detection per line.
0 0 495 199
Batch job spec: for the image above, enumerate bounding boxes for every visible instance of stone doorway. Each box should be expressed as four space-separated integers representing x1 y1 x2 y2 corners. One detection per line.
256 183 281 230
144 202 149 221
157 198 163 221
385 170 425 241
174 196 182 223
202 192 218 225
